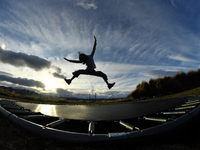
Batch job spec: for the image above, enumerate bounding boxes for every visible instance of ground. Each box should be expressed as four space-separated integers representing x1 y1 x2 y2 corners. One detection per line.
1 114 200 150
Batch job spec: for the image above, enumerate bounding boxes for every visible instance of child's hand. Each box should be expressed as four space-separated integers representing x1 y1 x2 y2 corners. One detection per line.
64 57 68 61
94 36 97 43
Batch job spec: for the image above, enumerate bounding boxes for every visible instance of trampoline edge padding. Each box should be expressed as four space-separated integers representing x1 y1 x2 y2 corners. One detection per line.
0 105 109 144
0 104 12 118
43 127 110 144
189 105 200 119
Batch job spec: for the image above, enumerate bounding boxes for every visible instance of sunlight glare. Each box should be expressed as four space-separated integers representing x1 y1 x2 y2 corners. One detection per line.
43 77 58 91
35 104 57 116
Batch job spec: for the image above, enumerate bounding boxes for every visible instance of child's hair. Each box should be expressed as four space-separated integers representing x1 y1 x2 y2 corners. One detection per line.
78 52 88 64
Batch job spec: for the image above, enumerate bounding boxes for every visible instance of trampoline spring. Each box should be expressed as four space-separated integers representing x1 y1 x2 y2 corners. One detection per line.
174 105 196 110
186 99 200 104
141 117 174 122
158 111 186 115
46 119 66 128
119 120 140 131
181 102 200 107
9 109 31 114
88 121 95 136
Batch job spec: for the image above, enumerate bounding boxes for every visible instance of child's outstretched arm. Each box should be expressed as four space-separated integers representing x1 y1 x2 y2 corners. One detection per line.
91 36 97 57
64 57 81 63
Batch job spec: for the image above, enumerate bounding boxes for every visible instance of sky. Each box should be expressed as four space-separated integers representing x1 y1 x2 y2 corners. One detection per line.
0 0 200 99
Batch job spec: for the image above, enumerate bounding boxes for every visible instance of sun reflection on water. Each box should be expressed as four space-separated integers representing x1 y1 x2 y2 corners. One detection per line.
35 104 57 116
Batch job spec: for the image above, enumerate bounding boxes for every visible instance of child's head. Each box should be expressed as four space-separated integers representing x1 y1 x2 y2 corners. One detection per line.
79 52 88 63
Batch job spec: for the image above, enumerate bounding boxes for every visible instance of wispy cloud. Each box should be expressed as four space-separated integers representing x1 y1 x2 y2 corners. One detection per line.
142 70 177 78
168 55 196 63
0 1 200 98
76 0 97 10
170 0 177 9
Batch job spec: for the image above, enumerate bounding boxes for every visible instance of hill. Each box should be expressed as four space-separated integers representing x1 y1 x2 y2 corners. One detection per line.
0 86 41 98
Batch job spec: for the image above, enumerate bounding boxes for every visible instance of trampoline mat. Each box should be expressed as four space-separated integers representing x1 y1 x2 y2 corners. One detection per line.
16 98 185 121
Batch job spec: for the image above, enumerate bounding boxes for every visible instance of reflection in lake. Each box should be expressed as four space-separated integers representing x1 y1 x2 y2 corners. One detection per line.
35 104 57 116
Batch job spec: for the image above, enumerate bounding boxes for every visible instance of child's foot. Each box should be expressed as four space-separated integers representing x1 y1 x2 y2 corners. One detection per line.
108 82 115 89
64 78 71 85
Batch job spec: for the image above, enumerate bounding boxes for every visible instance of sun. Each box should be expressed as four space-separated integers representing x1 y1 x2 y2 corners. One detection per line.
43 77 58 91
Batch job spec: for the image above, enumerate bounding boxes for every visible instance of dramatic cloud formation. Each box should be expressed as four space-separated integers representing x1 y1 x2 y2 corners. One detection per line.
0 71 12 76
0 47 65 80
0 0 200 98
0 47 51 71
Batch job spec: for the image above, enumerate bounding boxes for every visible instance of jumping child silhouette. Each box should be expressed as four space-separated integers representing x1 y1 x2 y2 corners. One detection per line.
64 36 115 89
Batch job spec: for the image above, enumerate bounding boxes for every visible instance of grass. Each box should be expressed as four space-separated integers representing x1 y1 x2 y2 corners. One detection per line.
147 86 200 100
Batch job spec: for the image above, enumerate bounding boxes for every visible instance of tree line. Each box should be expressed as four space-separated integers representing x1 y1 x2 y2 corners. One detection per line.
127 69 200 99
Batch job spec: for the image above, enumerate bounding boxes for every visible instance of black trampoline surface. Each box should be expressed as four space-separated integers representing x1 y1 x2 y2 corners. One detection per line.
16 98 185 121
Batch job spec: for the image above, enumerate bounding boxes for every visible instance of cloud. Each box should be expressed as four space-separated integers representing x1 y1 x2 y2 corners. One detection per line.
100 90 128 98
170 0 177 9
168 55 196 63
56 88 73 95
0 71 12 76
0 47 65 79
51 65 66 79
76 0 97 10
0 43 5 50
0 47 51 71
0 74 45 88
142 69 177 78
52 72 66 79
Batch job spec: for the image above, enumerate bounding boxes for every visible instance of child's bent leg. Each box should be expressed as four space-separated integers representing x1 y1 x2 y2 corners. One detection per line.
72 70 86 78
95 71 115 89
65 76 76 84
64 70 82 85
65 70 87 85
64 78 71 85
94 71 108 82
